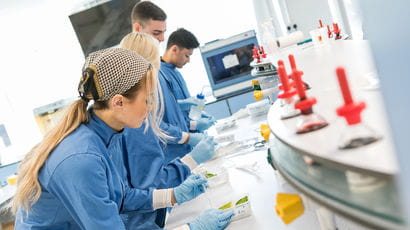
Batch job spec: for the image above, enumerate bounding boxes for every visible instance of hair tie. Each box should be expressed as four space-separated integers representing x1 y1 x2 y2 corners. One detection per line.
80 95 90 103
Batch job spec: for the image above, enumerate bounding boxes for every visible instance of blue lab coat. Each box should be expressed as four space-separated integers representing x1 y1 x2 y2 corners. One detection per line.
158 68 192 162
160 61 191 101
121 124 191 229
15 111 155 230
160 61 192 121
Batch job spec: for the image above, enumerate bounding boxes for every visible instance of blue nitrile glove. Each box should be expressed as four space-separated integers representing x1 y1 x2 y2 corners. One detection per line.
201 111 215 121
196 117 216 131
174 174 208 204
189 136 216 164
177 97 198 111
188 209 234 230
188 133 206 147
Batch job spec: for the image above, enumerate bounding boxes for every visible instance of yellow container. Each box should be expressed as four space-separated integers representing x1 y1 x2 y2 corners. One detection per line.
260 124 271 141
275 193 304 224
7 174 17 185
253 90 264 101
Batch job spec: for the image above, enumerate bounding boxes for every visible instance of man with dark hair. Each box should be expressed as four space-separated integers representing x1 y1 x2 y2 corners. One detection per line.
131 1 167 42
160 28 216 163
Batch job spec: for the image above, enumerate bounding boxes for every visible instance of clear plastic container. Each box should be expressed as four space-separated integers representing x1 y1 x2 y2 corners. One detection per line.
194 166 229 188
217 194 252 221
246 99 270 117
188 93 205 120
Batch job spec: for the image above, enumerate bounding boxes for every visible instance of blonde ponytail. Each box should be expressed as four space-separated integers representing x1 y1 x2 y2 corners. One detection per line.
12 99 89 213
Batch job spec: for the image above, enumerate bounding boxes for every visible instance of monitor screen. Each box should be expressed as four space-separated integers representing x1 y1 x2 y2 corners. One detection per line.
200 30 258 98
69 0 139 56
206 44 254 85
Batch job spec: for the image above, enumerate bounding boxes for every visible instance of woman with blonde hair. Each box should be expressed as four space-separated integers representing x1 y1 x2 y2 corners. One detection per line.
12 48 212 229
119 32 233 230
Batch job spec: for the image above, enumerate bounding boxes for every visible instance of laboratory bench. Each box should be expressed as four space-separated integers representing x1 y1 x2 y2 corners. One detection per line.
164 108 379 229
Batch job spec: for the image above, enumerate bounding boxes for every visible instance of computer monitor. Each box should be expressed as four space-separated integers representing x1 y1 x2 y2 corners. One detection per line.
69 0 139 57
200 30 258 98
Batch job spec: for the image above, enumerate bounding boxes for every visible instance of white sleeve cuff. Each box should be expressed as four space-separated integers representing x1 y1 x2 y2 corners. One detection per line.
172 224 191 230
181 154 198 171
190 121 197 131
153 189 173 209
178 132 189 144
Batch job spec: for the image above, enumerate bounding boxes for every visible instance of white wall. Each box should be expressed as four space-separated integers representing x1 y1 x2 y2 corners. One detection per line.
0 0 85 158
283 0 332 36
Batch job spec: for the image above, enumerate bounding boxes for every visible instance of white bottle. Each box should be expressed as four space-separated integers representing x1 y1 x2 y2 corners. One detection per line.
189 93 205 121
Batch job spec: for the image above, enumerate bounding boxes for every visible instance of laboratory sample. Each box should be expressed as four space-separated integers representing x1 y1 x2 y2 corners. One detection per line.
277 60 300 119
335 67 380 149
188 93 205 120
218 195 252 221
195 166 229 188
290 55 328 134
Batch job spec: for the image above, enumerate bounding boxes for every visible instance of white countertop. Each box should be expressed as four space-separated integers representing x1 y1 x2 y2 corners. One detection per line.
165 114 321 230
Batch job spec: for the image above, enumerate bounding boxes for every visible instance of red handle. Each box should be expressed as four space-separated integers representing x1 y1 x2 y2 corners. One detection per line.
288 54 297 70
293 68 306 99
336 67 353 105
278 62 290 91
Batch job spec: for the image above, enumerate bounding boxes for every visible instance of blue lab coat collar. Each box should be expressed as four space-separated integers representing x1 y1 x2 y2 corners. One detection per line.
86 109 122 147
160 58 176 69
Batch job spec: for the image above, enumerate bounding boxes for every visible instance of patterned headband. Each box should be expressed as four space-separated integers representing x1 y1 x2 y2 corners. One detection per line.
78 48 150 101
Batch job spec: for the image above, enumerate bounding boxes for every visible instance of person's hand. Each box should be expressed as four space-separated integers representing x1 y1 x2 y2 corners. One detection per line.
196 117 216 131
188 209 234 230
177 97 198 111
188 133 205 147
201 111 215 121
189 136 216 164
173 174 208 204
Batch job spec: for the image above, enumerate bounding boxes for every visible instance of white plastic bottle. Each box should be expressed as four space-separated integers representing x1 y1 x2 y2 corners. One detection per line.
189 93 205 120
